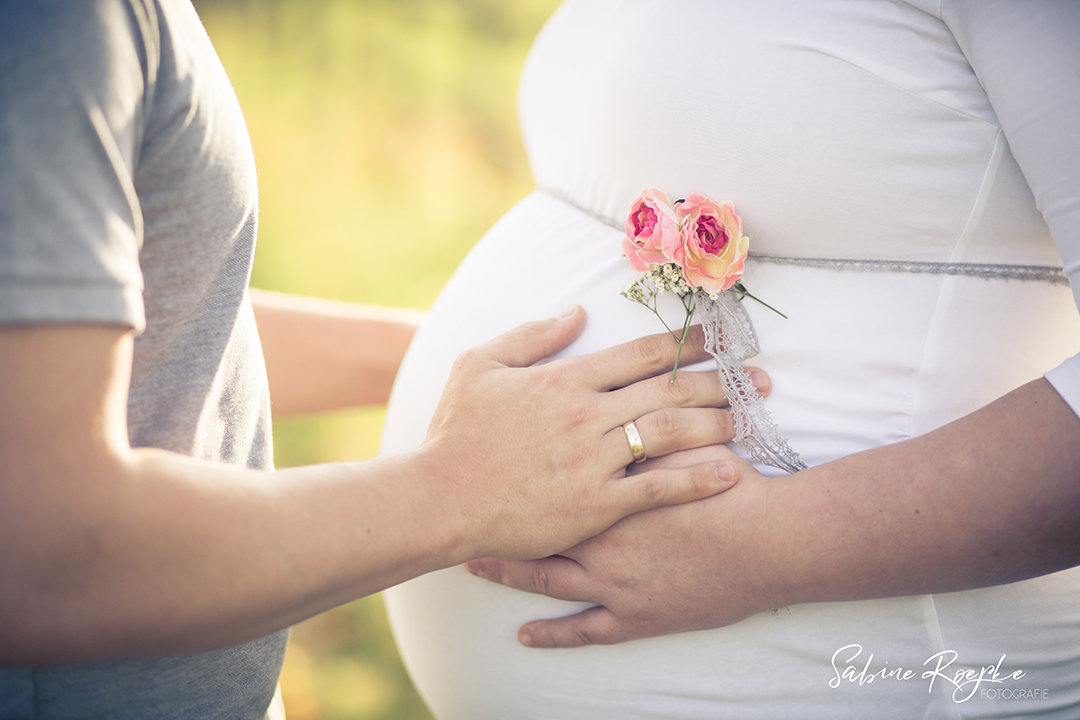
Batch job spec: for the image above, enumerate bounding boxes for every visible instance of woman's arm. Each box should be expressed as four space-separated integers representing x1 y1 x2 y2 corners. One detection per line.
468 377 1080 646
251 288 424 416
0 310 743 665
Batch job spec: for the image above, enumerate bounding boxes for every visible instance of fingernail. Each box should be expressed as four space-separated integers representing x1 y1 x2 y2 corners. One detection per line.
749 370 770 395
465 560 484 578
716 463 737 484
559 304 578 318
520 631 535 647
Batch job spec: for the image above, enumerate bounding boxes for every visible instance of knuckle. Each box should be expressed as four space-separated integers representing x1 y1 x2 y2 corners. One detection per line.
530 566 553 596
641 474 667 504
512 318 560 357
559 402 595 432
650 407 688 440
539 360 577 390
573 628 598 646
683 324 706 349
450 348 476 374
715 409 736 440
628 335 669 374
519 318 549 334
517 318 555 345
663 374 696 406
689 466 713 495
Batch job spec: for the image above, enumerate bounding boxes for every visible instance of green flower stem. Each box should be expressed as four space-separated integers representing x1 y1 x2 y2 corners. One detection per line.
733 282 788 319
671 295 696 381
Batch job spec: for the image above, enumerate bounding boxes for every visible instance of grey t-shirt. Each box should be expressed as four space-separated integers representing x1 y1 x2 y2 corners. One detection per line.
0 0 287 716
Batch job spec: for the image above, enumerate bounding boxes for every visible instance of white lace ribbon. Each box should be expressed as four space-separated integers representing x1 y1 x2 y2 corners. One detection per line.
697 292 807 474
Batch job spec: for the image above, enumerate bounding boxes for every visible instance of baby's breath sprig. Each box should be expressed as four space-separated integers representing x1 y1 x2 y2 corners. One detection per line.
621 262 701 380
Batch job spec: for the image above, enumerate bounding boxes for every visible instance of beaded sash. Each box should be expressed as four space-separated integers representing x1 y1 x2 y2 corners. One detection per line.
541 188 1067 285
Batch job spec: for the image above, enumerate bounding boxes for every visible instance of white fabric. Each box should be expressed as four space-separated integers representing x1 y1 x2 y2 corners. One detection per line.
381 1 1080 717
1047 353 1080 419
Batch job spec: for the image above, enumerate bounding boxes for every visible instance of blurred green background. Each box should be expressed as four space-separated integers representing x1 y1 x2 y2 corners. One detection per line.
194 0 561 717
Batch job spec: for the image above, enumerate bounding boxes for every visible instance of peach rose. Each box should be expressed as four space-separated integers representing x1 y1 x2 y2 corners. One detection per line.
672 194 749 295
622 189 679 272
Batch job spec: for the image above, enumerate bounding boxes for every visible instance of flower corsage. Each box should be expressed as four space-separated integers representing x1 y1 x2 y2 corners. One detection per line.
621 189 805 474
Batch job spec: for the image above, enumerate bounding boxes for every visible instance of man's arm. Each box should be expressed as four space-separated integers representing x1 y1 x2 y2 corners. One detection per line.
0 310 743 665
250 288 424 416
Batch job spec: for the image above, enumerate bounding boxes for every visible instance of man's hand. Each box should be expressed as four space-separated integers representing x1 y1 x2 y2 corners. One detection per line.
421 305 762 562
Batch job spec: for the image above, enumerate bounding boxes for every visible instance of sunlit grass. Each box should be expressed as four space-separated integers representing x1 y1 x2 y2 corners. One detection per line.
200 0 558 308
195 1 561 718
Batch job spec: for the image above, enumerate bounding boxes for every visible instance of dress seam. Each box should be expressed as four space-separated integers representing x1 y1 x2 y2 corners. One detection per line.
806 47 998 128
946 129 1005 266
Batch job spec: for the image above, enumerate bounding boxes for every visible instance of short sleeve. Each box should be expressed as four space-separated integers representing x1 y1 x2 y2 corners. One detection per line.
941 0 1080 416
1046 355 1080 417
0 0 158 331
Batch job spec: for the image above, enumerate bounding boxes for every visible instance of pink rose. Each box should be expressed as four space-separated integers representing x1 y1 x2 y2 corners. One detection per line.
622 189 679 273
672 194 749 295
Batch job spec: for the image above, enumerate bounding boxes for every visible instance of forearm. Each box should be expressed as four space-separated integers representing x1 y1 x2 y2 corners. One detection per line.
2 444 462 665
3 317 743 661
251 288 424 416
748 378 1080 611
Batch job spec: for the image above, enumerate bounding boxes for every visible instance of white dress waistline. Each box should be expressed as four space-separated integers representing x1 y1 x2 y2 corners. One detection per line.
538 187 1069 286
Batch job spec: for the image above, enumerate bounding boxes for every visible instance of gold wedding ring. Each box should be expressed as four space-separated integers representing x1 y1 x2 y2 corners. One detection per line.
623 421 647 463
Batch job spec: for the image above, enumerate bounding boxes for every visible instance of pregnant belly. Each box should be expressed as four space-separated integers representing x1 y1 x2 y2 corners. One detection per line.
380 191 1080 719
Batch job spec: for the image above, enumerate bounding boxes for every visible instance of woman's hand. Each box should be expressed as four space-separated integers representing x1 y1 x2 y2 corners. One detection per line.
465 444 774 646
467 379 1080 649
421 305 763 563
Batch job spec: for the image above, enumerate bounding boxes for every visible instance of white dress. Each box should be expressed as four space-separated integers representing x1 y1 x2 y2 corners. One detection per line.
381 1 1080 718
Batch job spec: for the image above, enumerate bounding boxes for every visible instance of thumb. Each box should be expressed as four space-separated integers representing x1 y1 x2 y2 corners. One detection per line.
480 305 586 368
518 605 623 648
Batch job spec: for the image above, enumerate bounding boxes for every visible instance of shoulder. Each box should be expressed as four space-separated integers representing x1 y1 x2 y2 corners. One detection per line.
0 0 159 84
0 0 161 155
0 0 166 330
